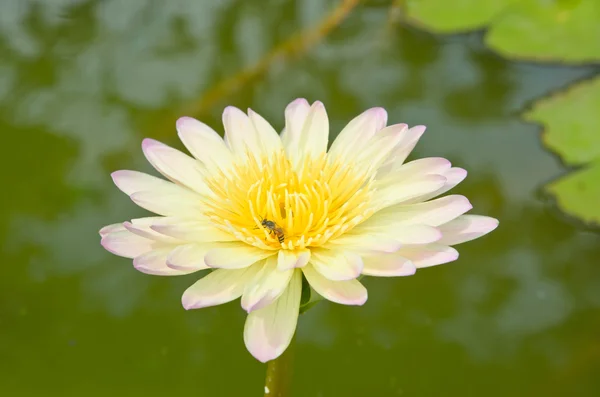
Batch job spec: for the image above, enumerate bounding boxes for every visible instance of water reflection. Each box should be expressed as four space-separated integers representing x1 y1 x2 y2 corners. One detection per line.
1 1 600 396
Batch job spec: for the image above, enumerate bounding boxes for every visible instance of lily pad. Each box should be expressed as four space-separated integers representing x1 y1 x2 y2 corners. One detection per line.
524 76 600 165
524 75 600 226
486 0 600 63
403 0 514 33
546 162 600 226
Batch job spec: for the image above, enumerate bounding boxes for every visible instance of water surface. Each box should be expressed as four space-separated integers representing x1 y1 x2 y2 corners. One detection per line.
1 1 599 396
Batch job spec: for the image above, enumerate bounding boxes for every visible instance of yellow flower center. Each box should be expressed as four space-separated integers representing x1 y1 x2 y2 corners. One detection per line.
203 150 375 250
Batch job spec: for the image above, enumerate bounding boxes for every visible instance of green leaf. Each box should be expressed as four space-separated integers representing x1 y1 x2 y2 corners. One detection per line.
403 0 514 33
486 0 600 63
523 76 600 166
546 161 600 226
299 274 324 314
524 75 600 226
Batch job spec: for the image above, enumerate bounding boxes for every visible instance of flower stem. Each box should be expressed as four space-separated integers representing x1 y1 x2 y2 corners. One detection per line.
264 337 295 397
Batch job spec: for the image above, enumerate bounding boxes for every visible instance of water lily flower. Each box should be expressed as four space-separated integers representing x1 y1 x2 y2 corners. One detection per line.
100 99 498 362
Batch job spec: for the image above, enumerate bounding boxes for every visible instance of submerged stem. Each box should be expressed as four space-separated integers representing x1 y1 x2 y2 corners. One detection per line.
263 337 295 397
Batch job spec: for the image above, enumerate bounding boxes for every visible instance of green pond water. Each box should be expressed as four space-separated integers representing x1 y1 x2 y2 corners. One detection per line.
1 1 600 396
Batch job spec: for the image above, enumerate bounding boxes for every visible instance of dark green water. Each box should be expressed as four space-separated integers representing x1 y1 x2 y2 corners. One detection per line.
1 1 600 396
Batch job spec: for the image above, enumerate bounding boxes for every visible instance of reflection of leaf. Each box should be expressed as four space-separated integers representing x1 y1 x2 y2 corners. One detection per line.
546 162 600 226
524 76 600 226
403 0 513 33
486 0 600 63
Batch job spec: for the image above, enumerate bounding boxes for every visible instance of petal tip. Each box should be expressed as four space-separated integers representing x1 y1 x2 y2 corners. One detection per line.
175 116 196 130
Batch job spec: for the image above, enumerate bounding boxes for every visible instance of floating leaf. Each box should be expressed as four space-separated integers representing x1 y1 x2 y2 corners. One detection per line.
486 0 600 63
403 0 513 33
524 76 600 166
524 75 600 226
546 162 600 226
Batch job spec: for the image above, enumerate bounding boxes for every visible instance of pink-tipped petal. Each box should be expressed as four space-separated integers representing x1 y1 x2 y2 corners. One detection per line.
182 267 261 310
167 243 211 271
111 170 168 196
398 244 459 268
222 106 261 156
243 270 302 363
438 215 499 245
373 175 447 209
366 195 472 230
176 116 233 171
130 188 203 217
362 254 417 277
302 264 368 305
141 138 208 195
151 221 236 242
101 230 154 259
310 249 363 281
356 123 408 170
328 107 388 161
241 257 294 313
99 223 125 237
133 248 197 276
393 224 442 245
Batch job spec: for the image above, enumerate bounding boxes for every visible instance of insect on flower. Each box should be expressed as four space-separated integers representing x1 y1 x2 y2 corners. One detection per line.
258 218 285 244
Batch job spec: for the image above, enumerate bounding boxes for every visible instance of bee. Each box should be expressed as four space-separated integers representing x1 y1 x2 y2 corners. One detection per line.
258 218 285 244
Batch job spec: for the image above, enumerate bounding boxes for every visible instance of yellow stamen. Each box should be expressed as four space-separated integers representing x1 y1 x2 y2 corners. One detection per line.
203 149 375 250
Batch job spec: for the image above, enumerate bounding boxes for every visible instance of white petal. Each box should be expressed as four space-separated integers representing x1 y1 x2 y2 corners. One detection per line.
378 125 427 174
302 264 367 305
282 98 310 158
243 270 302 363
395 224 442 244
204 244 274 269
142 138 208 195
182 266 262 309
176 116 233 171
130 191 203 218
222 106 261 157
133 248 196 276
355 123 408 170
111 170 170 196
99 223 125 237
298 101 328 160
101 230 154 259
112 170 203 217
327 234 401 253
350 223 442 245
368 195 472 228
311 249 363 281
248 109 283 155
327 107 387 161
438 215 499 245
241 257 294 312
124 218 181 244
277 249 310 271
373 175 447 209
397 244 459 268
362 254 417 276
403 167 468 204
167 243 211 271
151 220 236 242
